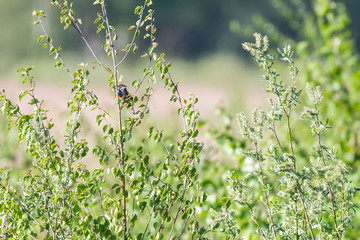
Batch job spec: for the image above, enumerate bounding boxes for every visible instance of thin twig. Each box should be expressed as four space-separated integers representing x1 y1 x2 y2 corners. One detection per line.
312 99 341 239
253 139 277 238
167 175 189 240
71 21 112 74
100 2 127 238
296 182 315 239
37 16 73 79
116 3 147 68
247 203 267 238
141 205 155 240
0 183 56 239
166 72 188 132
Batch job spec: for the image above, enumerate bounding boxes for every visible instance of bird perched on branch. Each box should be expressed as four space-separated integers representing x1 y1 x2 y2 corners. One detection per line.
117 84 135 114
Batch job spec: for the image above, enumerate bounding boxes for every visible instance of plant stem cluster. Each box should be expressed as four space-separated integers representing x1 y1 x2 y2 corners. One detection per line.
223 33 357 239
0 0 208 239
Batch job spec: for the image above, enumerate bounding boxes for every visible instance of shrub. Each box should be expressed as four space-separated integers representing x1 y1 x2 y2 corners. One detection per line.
0 1 207 239
216 33 357 239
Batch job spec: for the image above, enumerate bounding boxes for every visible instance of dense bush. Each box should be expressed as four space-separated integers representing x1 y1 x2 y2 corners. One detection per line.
1 1 207 239
221 33 356 239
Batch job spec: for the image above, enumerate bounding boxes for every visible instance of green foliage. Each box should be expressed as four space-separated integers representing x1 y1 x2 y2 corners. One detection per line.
223 33 357 240
0 1 209 239
0 0 359 239
281 0 360 168
233 0 360 166
230 2 360 236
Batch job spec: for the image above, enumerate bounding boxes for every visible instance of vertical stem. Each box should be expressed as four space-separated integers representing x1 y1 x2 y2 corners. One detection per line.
286 114 296 170
291 196 299 240
247 203 268 238
168 175 188 240
313 99 341 240
340 180 346 237
273 123 299 239
285 111 314 239
296 183 315 240
303 211 309 240
253 140 277 238
284 65 307 238
288 60 296 169
101 1 127 238
119 110 127 238
317 130 340 239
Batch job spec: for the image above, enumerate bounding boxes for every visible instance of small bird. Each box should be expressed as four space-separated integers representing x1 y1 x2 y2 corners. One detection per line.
117 84 130 99
117 84 135 114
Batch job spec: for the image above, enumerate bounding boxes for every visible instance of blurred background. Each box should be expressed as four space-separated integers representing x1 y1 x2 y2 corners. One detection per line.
1 0 360 110
1 0 360 67
1 0 360 238
1 0 360 108
1 0 360 174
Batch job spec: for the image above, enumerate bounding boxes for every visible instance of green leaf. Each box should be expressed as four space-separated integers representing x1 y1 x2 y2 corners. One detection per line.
137 146 143 156
134 6 142 15
148 126 154 138
225 199 231 209
192 129 199 138
29 98 39 105
139 201 147 212
148 45 154 54
54 61 62 69
49 47 57 55
134 29 140 37
102 124 108 133
130 214 137 227
18 90 28 102
37 35 44 42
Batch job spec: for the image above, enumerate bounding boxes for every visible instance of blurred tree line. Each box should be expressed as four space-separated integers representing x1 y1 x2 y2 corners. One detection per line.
0 0 359 73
